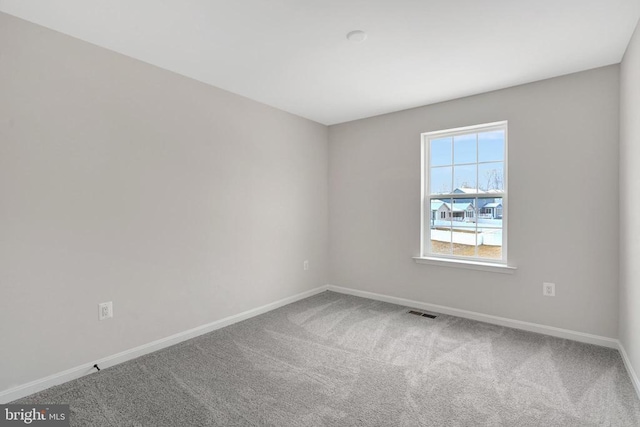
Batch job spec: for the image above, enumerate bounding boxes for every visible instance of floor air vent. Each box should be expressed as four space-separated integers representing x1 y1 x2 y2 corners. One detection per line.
407 310 438 319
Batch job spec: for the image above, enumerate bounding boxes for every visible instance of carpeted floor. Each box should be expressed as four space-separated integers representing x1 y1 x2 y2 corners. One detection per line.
14 291 640 426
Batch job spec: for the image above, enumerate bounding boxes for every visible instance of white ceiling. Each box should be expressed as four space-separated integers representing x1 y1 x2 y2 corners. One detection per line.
1 1 639 125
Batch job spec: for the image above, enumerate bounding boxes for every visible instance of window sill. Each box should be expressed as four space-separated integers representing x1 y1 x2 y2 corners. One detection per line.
413 257 517 274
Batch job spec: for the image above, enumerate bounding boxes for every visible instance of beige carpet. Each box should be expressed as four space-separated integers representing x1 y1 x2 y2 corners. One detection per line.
15 291 640 426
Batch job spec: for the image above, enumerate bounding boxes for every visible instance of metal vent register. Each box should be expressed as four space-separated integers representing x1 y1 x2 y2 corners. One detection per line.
407 310 438 319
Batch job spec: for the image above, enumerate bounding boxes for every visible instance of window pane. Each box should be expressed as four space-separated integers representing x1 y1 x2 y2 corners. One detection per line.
451 200 476 231
452 232 479 257
430 166 452 195
430 137 452 166
430 198 452 255
477 197 503 260
478 162 504 192
451 199 478 256
454 133 476 165
478 230 502 259
478 130 504 163
453 164 477 192
477 197 503 223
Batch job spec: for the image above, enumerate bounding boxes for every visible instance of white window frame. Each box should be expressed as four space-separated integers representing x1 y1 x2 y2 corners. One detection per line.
415 121 516 273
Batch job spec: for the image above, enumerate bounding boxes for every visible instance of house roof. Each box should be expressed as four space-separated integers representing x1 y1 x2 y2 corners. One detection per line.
483 203 502 208
450 202 474 212
431 201 446 211
431 200 474 212
453 187 483 194
453 187 505 194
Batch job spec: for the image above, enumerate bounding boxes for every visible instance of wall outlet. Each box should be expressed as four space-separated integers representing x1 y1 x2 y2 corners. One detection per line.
303 260 309 271
543 282 555 297
99 302 113 320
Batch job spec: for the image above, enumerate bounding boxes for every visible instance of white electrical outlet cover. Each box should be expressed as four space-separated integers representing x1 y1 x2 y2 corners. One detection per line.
543 282 555 297
99 302 113 320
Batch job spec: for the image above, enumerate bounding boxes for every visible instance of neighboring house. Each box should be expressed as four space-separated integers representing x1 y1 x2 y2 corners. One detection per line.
451 187 503 215
451 201 475 221
432 188 502 223
452 187 479 204
479 202 503 219
431 200 476 222
431 200 450 221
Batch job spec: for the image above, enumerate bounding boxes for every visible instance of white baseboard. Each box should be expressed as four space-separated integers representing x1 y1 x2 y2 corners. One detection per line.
0 285 329 404
326 284 619 349
3 283 633 403
618 342 640 399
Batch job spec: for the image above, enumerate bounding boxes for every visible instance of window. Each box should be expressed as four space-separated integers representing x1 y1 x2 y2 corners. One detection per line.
420 121 508 264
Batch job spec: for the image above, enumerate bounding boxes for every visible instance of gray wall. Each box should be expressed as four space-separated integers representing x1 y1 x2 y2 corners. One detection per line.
0 13 329 392
620 18 640 384
329 65 620 338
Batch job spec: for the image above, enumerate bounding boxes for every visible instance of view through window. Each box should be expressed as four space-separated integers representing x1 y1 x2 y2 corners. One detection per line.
421 121 507 263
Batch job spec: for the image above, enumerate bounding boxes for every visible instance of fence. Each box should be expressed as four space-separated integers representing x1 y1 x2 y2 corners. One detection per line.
431 229 502 246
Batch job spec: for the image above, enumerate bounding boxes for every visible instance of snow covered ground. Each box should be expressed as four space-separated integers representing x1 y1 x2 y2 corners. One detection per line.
430 219 503 246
